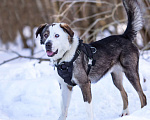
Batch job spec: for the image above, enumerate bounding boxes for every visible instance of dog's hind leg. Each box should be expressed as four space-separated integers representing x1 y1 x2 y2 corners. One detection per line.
111 65 129 116
123 67 147 108
80 81 93 120
120 53 147 109
58 82 73 120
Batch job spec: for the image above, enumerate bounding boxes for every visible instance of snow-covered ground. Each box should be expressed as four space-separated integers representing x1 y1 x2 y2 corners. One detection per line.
0 49 150 120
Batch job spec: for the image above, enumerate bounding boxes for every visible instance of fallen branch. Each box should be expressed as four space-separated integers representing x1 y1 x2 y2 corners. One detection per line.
0 50 50 65
0 56 20 65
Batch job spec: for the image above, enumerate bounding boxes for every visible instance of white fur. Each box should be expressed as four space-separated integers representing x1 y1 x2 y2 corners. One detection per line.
85 102 94 120
58 81 72 120
121 107 129 116
110 63 123 74
59 35 79 64
132 3 143 32
43 23 79 64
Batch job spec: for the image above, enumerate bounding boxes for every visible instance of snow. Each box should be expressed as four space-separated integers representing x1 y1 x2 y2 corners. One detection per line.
0 49 150 120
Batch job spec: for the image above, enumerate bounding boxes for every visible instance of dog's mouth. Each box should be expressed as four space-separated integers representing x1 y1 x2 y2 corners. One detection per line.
46 49 58 57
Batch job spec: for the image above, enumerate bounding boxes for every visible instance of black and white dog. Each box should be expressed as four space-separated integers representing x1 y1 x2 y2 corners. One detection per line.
36 0 147 119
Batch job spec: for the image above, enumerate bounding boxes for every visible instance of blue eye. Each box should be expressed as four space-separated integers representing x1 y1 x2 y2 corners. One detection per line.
55 34 60 38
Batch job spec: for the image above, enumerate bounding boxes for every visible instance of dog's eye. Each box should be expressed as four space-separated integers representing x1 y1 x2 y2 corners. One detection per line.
55 34 60 38
44 34 48 38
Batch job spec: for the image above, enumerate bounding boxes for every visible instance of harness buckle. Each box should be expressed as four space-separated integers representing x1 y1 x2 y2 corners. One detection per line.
90 47 97 54
77 50 81 55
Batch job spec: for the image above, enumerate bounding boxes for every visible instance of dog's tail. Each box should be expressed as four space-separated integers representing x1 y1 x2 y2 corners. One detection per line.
122 0 143 41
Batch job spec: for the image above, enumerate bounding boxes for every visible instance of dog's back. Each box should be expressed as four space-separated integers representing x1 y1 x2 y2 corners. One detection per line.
90 0 143 81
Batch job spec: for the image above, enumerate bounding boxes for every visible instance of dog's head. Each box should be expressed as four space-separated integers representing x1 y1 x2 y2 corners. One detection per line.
36 23 74 60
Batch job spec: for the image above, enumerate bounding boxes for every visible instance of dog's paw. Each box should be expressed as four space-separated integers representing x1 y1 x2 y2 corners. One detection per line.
120 107 129 117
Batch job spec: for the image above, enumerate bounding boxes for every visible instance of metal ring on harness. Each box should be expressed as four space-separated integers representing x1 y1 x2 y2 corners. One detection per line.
90 47 97 54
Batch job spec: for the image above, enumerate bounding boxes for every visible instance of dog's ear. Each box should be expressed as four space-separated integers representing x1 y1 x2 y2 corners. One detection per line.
36 23 48 38
60 23 74 38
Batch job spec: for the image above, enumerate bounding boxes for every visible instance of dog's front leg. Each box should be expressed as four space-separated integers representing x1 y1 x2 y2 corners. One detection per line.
58 82 73 120
80 81 93 120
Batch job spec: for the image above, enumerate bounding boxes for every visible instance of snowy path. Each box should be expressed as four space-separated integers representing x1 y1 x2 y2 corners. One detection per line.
0 51 150 120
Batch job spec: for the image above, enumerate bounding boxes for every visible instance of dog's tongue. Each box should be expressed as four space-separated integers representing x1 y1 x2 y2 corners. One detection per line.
46 51 54 56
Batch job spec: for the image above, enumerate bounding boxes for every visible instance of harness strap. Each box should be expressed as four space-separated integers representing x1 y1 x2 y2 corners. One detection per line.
70 40 82 63
81 42 96 75
86 59 96 75
55 39 96 86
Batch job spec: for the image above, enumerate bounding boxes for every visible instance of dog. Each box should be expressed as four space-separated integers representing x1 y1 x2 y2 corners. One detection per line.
36 0 147 119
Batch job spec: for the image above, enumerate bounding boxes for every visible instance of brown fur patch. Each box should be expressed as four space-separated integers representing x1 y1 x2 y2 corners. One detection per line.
80 81 92 103
67 85 73 91
60 23 74 43
68 35 73 44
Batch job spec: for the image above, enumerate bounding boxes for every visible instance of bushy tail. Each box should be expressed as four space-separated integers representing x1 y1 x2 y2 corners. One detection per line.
122 0 143 41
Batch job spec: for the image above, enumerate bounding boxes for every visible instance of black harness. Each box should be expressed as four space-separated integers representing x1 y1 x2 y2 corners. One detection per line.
55 40 96 86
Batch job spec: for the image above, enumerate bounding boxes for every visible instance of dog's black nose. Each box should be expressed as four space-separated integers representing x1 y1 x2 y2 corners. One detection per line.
46 41 52 47
45 41 52 50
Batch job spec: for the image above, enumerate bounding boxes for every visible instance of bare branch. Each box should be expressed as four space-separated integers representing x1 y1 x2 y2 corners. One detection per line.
111 3 123 25
80 14 112 39
100 19 126 31
85 19 126 42
70 10 112 26
59 0 114 13
141 42 150 51
0 50 50 66
56 1 114 19
0 56 20 65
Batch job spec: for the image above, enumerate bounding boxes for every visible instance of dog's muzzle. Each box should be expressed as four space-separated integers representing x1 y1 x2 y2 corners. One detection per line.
45 41 58 57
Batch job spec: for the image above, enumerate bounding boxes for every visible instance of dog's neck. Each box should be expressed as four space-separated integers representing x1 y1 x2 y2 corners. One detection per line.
53 35 79 65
